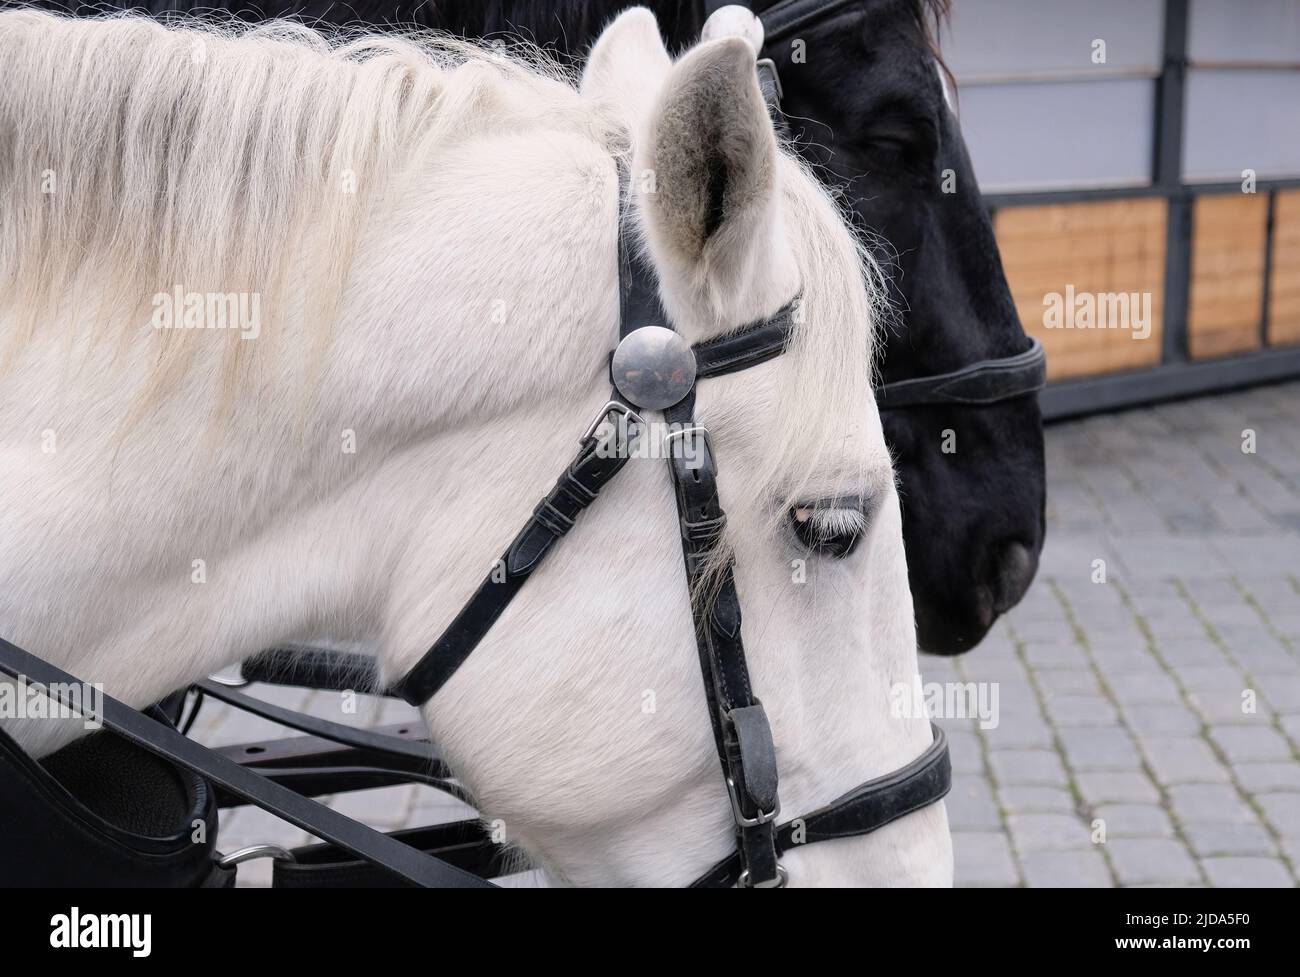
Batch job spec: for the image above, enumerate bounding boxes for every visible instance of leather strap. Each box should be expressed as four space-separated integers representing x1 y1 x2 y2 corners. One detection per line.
759 0 858 42
663 391 782 887
240 644 385 695
0 637 495 888
196 680 432 763
273 820 501 888
392 419 635 706
693 300 799 378
691 723 951 887
875 338 1046 409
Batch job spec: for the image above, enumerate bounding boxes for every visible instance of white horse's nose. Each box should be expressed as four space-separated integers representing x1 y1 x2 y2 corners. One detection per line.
700 4 765 53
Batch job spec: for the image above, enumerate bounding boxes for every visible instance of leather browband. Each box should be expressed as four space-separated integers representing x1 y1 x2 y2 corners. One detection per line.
693 300 799 378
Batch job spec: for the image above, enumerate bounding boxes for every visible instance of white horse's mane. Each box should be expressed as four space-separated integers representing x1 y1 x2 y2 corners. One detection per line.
0 10 623 402
0 7 892 531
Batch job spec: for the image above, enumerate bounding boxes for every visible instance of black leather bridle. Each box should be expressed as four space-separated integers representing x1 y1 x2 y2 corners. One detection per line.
389 169 953 887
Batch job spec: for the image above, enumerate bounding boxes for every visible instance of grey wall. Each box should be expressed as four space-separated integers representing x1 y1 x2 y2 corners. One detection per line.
940 0 1300 192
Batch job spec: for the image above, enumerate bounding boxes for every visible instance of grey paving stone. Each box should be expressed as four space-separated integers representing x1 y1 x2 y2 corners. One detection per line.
1260 676 1300 713
410 789 477 824
1234 762 1300 793
1224 645 1300 677
1280 714 1300 746
1020 849 1114 888
328 784 418 828
1171 664 1247 693
1110 671 1186 706
1080 625 1152 653
1106 838 1202 885
1043 694 1120 727
1076 771 1163 806
1208 725 1294 762
944 728 985 775
953 830 1021 887
1022 641 1089 669
989 749 1069 786
1141 736 1232 784
1190 687 1274 725
1201 856 1295 888
1120 701 1202 735
1167 784 1256 824
1016 615 1080 643
984 714 1055 749
1093 804 1176 839
1155 637 1231 665
1210 534 1300 576
999 786 1077 814
947 774 1002 830
1007 813 1094 853
1035 669 1103 696
1057 726 1144 771
1112 537 1227 581
1256 793 1300 838
1181 820 1279 857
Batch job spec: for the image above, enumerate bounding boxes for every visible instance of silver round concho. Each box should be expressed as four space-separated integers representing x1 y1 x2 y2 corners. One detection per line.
611 326 697 410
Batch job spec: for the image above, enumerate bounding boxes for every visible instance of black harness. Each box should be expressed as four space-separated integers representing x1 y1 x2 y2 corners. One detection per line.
386 174 953 887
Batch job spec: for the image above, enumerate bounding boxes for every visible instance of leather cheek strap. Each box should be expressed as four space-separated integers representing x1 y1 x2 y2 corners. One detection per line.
392 423 634 706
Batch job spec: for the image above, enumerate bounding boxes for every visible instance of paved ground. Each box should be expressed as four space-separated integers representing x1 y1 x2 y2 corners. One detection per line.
201 380 1300 887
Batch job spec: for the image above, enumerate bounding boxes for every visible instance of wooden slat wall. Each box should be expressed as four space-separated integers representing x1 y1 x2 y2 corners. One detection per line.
1188 193 1268 359
1268 189 1300 347
994 199 1166 381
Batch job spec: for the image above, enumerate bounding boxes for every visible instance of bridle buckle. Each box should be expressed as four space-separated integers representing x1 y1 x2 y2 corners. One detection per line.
726 775 779 828
580 400 644 447
663 424 714 472
738 865 789 889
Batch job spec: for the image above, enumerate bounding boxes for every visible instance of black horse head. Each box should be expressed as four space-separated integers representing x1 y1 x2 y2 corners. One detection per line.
748 0 1045 653
13 0 1047 654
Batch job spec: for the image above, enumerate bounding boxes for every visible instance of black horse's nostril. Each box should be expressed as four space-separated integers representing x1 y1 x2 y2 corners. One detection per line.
990 540 1036 614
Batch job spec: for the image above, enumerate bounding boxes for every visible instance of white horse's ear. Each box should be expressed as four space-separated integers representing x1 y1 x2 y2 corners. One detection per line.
636 36 779 312
580 7 671 126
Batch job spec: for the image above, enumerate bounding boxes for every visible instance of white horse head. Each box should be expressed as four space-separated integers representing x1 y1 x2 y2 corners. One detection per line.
0 7 950 886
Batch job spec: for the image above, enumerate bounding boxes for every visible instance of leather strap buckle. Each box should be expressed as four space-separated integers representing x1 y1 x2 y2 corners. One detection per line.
738 865 789 889
726 776 780 827
663 424 714 472
217 844 298 869
580 400 643 448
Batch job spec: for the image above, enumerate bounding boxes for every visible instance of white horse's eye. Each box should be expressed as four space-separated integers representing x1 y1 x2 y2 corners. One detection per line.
789 503 870 559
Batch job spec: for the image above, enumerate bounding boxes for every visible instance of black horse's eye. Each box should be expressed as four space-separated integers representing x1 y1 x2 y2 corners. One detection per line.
789 503 870 559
